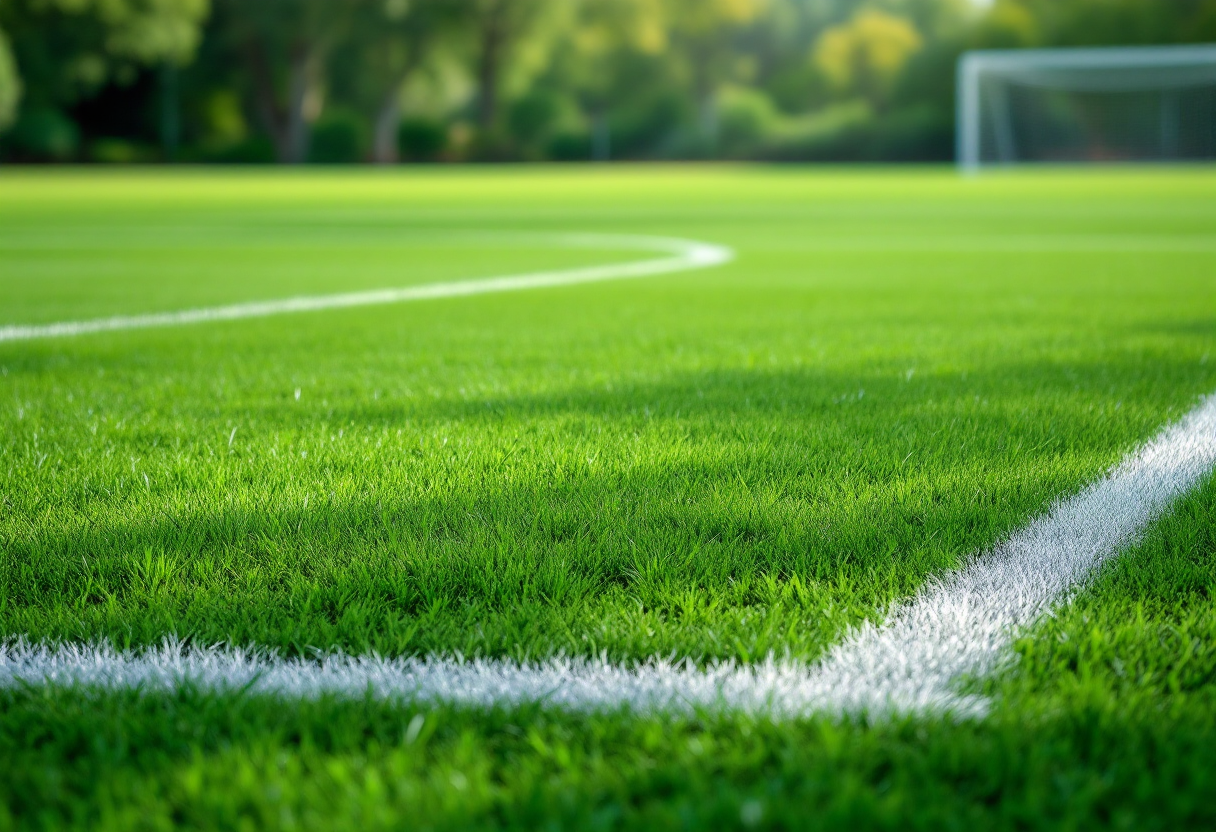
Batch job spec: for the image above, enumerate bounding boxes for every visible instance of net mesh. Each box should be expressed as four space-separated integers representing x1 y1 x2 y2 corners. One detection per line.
961 47 1216 167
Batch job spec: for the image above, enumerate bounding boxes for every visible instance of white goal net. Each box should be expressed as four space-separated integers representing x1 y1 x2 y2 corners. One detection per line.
957 44 1216 170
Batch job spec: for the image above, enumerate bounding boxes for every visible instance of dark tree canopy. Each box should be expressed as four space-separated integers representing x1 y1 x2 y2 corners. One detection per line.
2 0 1213 163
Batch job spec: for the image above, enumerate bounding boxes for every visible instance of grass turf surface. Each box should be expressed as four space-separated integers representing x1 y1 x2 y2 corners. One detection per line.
1 166 1215 828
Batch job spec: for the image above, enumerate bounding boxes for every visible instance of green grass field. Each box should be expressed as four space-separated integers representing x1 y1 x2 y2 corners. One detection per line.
2 166 1215 830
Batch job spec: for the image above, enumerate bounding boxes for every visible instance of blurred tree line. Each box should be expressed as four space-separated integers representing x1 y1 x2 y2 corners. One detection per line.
1 0 1214 163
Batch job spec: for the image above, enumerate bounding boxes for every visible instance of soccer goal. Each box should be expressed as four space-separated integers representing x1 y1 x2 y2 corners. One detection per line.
957 43 1216 170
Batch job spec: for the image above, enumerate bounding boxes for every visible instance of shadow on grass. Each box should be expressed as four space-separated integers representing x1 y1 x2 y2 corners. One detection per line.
1 678 1213 831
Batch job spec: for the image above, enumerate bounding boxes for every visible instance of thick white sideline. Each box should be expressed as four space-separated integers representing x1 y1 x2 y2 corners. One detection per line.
5 396 1216 716
0 234 733 343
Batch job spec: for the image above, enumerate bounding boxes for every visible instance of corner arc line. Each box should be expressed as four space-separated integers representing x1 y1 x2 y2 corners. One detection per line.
0 234 735 344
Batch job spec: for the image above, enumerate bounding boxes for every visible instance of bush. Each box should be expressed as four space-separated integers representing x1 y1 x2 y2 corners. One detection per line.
397 117 446 162
610 91 691 159
718 87 781 158
869 104 953 161
3 107 79 161
89 137 154 163
307 110 366 164
547 130 591 161
508 91 563 157
756 100 875 161
198 136 275 164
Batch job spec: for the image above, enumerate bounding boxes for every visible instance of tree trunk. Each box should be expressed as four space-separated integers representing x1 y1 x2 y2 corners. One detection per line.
372 43 428 166
247 40 319 164
247 42 288 160
694 58 717 157
160 64 179 162
592 109 610 161
698 90 717 154
283 48 314 164
477 7 506 128
373 88 402 164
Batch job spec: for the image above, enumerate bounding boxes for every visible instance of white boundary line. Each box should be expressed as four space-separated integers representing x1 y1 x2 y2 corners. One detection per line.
4 395 1216 716
0 234 734 344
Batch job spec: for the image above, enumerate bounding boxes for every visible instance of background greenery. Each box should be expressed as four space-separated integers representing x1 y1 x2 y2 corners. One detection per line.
2 0 1215 165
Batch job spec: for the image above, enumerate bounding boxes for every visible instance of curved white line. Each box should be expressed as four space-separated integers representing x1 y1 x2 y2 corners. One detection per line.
0 235 734 344
4 395 1216 716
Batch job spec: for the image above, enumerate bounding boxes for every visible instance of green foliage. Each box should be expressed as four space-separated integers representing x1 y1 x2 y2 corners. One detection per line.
717 86 780 155
4 0 1214 163
198 135 276 164
507 90 563 150
206 0 356 163
0 0 208 105
87 135 152 163
813 9 924 107
2 106 79 159
397 116 448 161
0 26 19 131
307 109 367 163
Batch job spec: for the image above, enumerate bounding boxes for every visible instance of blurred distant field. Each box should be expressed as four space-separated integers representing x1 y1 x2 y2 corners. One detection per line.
2 166 1216 830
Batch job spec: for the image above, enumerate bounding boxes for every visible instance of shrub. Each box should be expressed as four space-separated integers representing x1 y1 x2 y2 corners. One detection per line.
307 110 366 164
397 117 447 162
4 107 79 161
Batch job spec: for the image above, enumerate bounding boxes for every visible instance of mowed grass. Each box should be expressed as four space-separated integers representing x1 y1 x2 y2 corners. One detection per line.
0 227 643 326
4 484 1215 830
1 166 1215 829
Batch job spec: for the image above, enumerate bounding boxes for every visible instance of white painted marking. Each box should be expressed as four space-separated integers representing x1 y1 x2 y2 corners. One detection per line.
4 395 1215 715
0 235 733 343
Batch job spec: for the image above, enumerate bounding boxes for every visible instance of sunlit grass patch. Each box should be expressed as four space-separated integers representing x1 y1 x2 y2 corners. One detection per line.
1 166 1215 828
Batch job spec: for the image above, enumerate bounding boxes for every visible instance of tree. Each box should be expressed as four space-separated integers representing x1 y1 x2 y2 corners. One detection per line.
212 0 363 163
555 0 665 159
345 0 464 164
0 0 208 157
0 0 208 106
0 25 19 131
1024 0 1216 46
813 9 923 109
468 0 548 130
660 0 765 152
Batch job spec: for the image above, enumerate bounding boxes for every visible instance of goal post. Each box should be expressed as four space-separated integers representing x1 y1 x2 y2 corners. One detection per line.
957 44 1216 171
